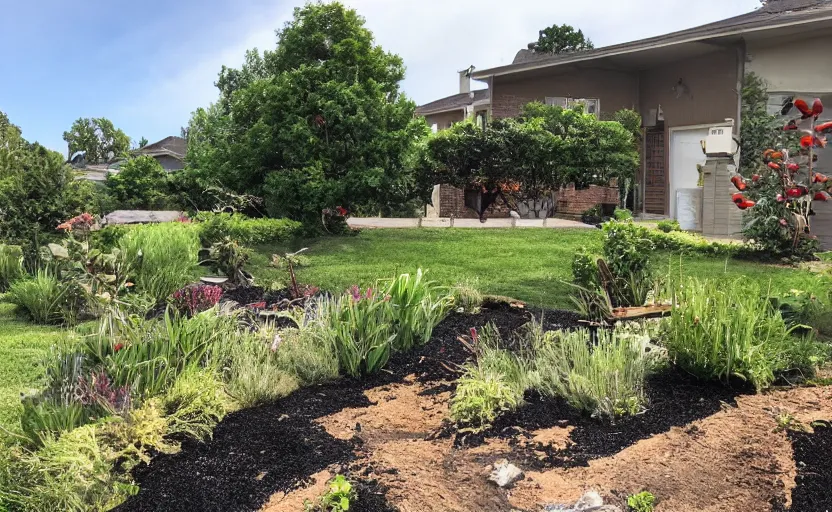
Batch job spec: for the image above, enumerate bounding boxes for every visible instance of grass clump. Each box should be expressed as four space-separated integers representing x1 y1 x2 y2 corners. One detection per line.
7 270 72 324
656 219 680 233
663 278 823 390
0 244 24 292
273 325 340 387
119 223 199 302
222 336 299 408
533 328 657 421
450 278 484 312
161 367 228 441
385 269 453 351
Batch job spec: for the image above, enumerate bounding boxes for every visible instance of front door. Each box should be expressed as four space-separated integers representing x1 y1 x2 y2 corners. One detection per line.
644 128 666 215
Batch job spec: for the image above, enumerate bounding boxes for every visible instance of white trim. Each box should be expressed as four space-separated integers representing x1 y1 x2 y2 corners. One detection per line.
472 14 832 79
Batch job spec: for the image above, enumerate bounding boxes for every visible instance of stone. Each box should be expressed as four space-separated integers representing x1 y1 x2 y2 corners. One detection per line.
488 459 524 488
573 491 604 510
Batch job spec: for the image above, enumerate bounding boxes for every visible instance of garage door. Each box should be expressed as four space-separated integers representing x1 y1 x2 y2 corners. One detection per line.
669 128 708 220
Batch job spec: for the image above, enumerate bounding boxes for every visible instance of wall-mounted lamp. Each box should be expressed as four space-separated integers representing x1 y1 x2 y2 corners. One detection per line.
672 78 691 99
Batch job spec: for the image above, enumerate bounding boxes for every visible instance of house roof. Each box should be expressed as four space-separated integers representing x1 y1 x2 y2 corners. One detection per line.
416 89 491 115
136 136 186 160
103 210 185 225
473 0 832 79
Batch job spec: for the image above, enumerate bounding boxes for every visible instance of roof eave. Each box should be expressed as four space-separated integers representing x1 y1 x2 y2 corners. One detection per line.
472 11 832 79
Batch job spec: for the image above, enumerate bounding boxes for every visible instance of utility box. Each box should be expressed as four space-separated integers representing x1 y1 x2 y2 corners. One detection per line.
704 120 737 157
701 157 743 238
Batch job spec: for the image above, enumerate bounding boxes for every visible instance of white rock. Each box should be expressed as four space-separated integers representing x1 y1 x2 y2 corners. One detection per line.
573 491 604 510
488 459 524 488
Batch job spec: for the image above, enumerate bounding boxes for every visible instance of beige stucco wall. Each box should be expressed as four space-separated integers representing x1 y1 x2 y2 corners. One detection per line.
490 68 639 118
747 34 832 94
638 48 740 129
423 110 466 130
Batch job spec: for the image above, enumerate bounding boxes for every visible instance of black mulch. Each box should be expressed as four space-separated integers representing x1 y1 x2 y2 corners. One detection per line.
771 421 832 512
454 369 748 469
115 303 554 512
115 301 759 511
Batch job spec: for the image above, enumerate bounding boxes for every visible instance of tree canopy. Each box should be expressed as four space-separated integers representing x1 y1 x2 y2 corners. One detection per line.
529 24 594 54
417 104 638 219
62 117 131 163
107 155 174 210
180 1 429 223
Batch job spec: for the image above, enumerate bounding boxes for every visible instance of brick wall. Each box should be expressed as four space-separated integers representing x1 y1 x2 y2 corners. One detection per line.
437 183 618 218
491 94 536 119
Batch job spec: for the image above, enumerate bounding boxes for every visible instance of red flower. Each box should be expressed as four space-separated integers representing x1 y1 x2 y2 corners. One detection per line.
113 343 124 352
767 161 781 171
801 135 827 149
731 175 747 191
816 121 832 134
736 200 756 210
732 192 745 204
787 163 800 172
795 99 813 119
815 191 830 202
249 301 266 309
812 98 824 118
336 206 348 216
784 120 799 131
752 174 761 182
786 187 806 198
814 173 829 183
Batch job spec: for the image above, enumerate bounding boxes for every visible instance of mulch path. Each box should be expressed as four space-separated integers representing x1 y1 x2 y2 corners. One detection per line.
772 421 832 512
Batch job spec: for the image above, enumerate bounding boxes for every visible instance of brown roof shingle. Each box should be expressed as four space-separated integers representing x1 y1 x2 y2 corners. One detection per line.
416 89 491 115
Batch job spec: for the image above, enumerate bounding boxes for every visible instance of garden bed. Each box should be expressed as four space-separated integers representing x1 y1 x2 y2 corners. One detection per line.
115 303 832 511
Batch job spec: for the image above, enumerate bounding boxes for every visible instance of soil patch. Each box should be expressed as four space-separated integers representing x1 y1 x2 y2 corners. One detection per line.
773 421 832 512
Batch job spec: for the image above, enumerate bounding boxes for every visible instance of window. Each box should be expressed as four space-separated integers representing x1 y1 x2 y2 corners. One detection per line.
475 111 488 129
431 123 438 133
545 96 600 117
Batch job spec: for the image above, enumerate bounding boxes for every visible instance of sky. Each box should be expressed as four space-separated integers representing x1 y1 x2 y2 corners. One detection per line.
0 0 761 155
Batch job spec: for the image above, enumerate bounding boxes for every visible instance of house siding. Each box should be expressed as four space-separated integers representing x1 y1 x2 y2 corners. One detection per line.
423 110 466 130
155 155 184 171
638 49 740 130
490 68 639 119
747 34 832 94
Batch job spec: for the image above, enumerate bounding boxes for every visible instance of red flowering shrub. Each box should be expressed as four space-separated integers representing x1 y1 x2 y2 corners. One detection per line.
57 213 95 233
169 284 223 315
75 370 131 413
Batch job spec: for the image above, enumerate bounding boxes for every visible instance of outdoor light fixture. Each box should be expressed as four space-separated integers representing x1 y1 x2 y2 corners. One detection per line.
673 78 690 99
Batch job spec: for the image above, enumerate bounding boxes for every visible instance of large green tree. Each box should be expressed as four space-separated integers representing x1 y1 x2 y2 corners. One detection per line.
180 2 428 223
107 155 175 210
1 111 99 261
62 117 131 163
530 24 594 54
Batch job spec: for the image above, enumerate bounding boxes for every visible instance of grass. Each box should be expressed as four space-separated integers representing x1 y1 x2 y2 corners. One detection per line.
0 303 67 437
254 229 830 310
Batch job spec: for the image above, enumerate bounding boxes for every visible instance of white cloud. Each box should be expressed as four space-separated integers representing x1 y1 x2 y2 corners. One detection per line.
121 0 760 139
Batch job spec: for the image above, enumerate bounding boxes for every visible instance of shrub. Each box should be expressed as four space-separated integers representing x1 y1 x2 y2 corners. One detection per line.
304 474 357 512
656 219 680 233
315 290 395 378
119 223 200 302
195 212 301 246
627 491 656 512
106 155 176 210
384 269 453 351
571 247 600 289
169 284 223 316
662 278 811 390
274 326 340 386
206 237 251 285
7 270 76 324
533 329 656 421
602 221 656 306
614 208 633 221
0 244 24 291
161 367 227 441
223 337 299 408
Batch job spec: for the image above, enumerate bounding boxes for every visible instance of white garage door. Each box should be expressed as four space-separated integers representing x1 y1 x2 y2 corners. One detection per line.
669 128 708 221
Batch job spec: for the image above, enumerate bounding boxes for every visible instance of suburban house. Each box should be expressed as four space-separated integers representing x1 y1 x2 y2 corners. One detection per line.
415 67 491 132
417 0 832 247
77 135 187 182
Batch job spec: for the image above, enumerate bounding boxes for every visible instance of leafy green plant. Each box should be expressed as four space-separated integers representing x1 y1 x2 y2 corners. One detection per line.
384 269 453 351
270 248 311 298
161 367 228 441
614 208 633 221
206 237 251 286
7 270 75 324
195 212 301 246
571 247 600 289
0 244 24 291
315 290 395 378
532 329 657 421
119 223 200 302
106 155 176 210
662 278 813 390
656 219 680 233
627 491 656 512
304 474 357 512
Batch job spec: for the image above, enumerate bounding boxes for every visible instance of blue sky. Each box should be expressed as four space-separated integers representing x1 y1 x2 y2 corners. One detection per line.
1 0 759 155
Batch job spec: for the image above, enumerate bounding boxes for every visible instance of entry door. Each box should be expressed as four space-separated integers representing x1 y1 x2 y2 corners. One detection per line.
644 129 666 215
669 128 708 220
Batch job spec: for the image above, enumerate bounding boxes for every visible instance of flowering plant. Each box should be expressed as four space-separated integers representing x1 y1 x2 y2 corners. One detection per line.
57 213 95 233
321 206 350 234
733 97 830 257
169 285 223 315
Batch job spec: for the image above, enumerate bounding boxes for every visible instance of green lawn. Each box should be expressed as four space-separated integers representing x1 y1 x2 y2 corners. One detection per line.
253 228 830 309
0 303 67 437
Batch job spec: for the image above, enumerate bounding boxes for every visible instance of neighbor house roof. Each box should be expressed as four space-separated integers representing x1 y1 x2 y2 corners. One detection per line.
136 135 186 160
416 89 491 115
473 0 832 78
103 210 185 225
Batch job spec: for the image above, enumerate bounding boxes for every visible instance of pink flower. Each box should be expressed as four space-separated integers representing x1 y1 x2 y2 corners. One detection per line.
365 287 373 300
776 193 785 203
469 327 478 345
779 218 788 227
349 285 361 301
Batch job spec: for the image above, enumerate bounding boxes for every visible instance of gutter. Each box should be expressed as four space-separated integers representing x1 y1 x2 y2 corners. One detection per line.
472 12 832 79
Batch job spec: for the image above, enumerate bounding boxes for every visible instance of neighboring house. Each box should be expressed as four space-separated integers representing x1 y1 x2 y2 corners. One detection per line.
467 0 832 234
416 68 491 132
75 135 187 182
